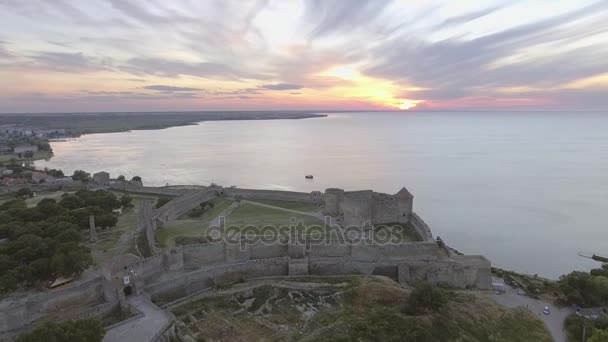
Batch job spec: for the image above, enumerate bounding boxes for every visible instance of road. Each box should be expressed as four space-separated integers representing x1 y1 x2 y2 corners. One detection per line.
491 281 573 342
103 295 171 342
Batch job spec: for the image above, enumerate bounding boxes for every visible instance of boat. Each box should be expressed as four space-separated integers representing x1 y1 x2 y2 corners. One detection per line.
305 175 313 179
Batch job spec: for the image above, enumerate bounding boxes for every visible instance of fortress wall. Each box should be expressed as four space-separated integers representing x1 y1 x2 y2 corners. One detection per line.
250 241 288 259
182 243 226 267
324 188 344 215
409 213 434 242
145 257 290 303
110 184 187 197
226 188 324 204
340 191 373 227
350 242 439 261
0 275 104 336
371 197 402 224
153 189 218 222
307 242 351 258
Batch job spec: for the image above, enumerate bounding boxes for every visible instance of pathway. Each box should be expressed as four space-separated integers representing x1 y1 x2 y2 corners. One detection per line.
491 281 573 342
103 295 171 342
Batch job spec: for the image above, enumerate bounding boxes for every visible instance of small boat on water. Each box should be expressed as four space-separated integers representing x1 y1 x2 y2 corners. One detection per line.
305 175 313 179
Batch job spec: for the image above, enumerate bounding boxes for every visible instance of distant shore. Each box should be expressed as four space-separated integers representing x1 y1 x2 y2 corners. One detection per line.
0 111 327 136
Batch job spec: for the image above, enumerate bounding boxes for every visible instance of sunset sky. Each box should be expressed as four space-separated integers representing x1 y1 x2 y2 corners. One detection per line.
0 0 607 113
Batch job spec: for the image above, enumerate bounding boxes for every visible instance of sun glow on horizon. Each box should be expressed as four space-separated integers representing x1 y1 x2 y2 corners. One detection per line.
399 99 422 110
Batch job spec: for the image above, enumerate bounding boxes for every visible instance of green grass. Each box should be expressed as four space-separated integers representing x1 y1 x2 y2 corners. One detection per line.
87 206 138 264
248 199 322 213
24 191 69 207
0 150 52 162
169 277 552 342
156 198 233 248
373 222 422 242
227 202 323 227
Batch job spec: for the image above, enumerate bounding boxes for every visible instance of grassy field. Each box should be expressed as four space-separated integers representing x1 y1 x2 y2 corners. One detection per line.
374 222 422 242
24 191 68 207
86 206 138 264
247 199 322 213
170 276 552 342
156 198 233 248
227 202 324 227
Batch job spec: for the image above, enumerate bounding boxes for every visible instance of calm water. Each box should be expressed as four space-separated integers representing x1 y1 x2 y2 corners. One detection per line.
37 112 608 278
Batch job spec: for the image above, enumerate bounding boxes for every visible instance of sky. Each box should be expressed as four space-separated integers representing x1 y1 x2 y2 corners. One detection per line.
0 0 607 113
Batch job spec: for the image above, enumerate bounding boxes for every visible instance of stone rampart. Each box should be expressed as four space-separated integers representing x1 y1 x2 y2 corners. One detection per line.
225 188 324 204
153 188 218 224
409 212 434 242
0 274 104 337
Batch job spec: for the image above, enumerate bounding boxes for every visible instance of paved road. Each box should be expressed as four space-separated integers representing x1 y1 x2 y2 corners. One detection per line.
491 282 573 342
103 295 171 342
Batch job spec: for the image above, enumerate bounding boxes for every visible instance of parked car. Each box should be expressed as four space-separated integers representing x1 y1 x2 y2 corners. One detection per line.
543 305 550 315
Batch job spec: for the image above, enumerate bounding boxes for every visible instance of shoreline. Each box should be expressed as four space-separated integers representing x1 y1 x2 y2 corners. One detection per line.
0 111 328 137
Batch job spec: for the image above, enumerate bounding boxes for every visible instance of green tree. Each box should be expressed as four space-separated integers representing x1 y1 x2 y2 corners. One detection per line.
71 170 91 182
120 194 133 208
131 175 142 182
589 329 608 342
16 318 105 342
15 187 33 198
117 175 126 181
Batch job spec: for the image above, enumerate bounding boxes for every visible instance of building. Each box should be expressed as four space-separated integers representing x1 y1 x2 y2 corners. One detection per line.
0 145 11 155
93 171 110 185
13 145 38 154
31 171 51 184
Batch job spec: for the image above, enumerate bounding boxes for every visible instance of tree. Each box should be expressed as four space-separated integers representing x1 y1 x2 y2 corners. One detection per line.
403 284 449 315
16 318 105 342
120 194 133 208
131 175 142 182
15 187 33 198
589 329 608 342
71 170 91 182
117 175 126 181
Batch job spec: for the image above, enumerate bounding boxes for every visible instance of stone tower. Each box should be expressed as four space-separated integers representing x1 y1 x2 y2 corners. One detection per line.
89 215 97 242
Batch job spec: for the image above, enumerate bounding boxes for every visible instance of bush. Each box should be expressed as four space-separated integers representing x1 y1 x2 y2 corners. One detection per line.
156 197 171 208
16 187 33 198
403 284 449 315
188 207 205 218
16 318 104 342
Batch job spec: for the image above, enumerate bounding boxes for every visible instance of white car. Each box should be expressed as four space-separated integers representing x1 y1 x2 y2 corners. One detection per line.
543 306 550 315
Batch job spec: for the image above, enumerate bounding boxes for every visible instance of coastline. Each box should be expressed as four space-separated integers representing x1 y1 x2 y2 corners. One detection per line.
0 111 328 136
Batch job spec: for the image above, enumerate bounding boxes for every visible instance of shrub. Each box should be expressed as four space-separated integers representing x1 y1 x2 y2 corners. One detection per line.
403 284 449 315
16 318 104 342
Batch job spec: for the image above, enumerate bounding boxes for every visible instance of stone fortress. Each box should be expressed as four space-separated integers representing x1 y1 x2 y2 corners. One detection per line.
0 181 491 341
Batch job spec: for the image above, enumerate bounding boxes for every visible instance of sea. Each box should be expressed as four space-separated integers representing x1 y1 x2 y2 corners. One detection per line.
36 111 608 279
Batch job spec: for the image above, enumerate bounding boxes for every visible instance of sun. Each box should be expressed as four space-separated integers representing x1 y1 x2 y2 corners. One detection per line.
399 100 422 110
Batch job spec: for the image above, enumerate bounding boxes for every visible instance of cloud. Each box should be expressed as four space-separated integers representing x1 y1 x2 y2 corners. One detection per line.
434 5 505 29
143 85 202 92
261 83 303 91
364 1 608 103
23 52 112 73
120 57 265 80
304 0 394 38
